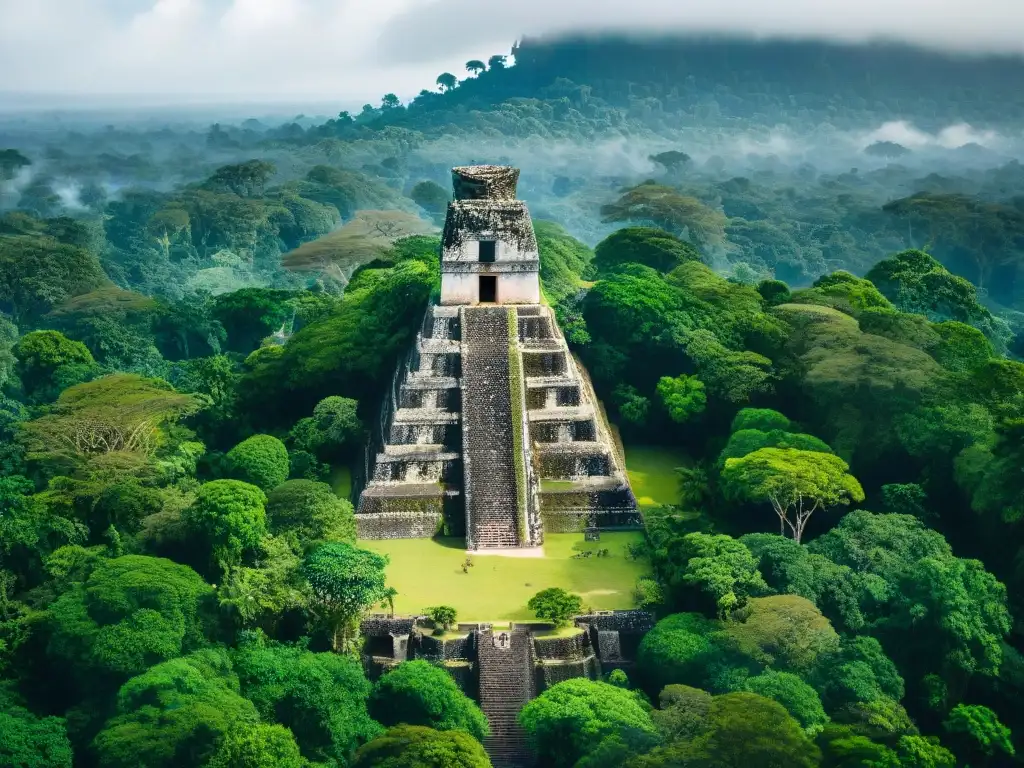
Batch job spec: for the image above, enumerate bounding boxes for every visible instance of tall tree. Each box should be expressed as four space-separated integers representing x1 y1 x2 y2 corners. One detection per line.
302 542 390 652
436 73 458 92
721 448 864 542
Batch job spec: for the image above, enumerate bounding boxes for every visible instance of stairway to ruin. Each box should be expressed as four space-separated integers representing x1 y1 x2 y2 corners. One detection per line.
461 307 521 548
479 628 536 768
518 305 640 530
357 306 462 534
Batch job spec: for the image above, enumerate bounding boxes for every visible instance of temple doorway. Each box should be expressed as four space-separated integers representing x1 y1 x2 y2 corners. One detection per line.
479 275 497 303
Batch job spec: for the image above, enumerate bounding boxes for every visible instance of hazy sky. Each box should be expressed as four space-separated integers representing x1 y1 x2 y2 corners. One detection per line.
1 0 1021 105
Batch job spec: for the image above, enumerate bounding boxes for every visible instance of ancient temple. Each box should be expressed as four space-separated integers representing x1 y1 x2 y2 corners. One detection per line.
356 165 639 548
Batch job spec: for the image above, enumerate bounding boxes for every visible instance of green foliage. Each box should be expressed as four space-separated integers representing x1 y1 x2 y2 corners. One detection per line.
410 181 451 224
757 279 792 306
353 725 492 768
662 532 767 616
233 636 382 765
866 248 1004 344
718 428 832 466
792 270 893 316
635 692 820 768
636 613 721 691
184 480 268 572
722 447 864 542
773 302 943 460
527 587 583 627
369 660 489 741
13 329 95 400
0 233 108 323
731 408 792 433
242 259 434 422
810 511 1011 683
212 288 297 353
519 678 657 768
740 670 828 735
594 227 701 274
600 183 727 249
535 220 595 306
92 648 259 768
943 704 1014 761
47 554 212 686
426 605 458 631
726 595 840 675
632 577 664 612
289 396 363 461
19 373 203 468
651 684 712 742
813 635 905 711
655 374 706 423
302 542 390 652
0 695 73 768
880 483 929 520
205 723 306 768
265 479 356 544
816 724 897 768
226 435 290 491
895 735 957 768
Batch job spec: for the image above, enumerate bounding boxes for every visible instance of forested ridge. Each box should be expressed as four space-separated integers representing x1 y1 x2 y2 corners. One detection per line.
2 34 1024 767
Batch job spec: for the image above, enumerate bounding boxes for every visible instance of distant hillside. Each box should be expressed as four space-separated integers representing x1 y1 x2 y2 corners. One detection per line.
352 36 1024 132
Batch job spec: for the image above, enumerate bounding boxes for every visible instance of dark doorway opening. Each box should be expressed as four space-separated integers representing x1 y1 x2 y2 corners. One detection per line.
479 275 497 303
478 240 496 263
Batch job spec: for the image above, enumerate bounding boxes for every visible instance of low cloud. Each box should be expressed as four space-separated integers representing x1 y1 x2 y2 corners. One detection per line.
377 0 1024 63
0 0 1021 103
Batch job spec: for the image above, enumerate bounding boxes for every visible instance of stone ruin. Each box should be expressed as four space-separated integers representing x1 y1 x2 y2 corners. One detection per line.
360 610 654 768
355 165 640 547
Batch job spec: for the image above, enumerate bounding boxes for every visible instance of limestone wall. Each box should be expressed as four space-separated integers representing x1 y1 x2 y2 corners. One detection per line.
356 511 443 539
440 271 541 305
532 632 590 660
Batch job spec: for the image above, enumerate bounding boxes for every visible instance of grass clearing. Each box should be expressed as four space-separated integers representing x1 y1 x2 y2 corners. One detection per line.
359 532 650 621
624 444 691 508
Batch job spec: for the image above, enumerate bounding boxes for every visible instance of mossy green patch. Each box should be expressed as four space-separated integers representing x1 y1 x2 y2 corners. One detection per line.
359 532 649 621
330 465 352 499
625 445 691 508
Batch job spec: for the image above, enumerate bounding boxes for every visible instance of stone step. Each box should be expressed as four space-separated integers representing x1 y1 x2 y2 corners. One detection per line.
479 628 535 768
527 405 594 423
402 376 459 390
525 374 575 389
461 306 522 551
392 408 460 425
418 337 461 354
519 338 563 352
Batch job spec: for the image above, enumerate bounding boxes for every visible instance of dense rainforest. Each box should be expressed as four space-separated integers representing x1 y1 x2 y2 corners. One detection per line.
1 34 1024 767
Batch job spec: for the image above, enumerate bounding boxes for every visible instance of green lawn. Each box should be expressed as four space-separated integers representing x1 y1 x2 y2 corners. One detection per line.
359 533 650 621
624 445 691 508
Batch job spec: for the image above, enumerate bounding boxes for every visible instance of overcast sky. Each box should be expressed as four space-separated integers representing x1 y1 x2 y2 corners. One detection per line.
1 0 1022 106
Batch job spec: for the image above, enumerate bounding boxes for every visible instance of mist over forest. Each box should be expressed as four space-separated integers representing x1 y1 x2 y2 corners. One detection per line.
4 32 1024 768
4 37 1023 305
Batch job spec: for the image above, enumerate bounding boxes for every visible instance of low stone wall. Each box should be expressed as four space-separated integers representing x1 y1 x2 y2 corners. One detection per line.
541 508 643 533
536 657 599 691
442 661 477 698
356 511 443 539
575 610 655 634
362 617 417 636
418 634 473 662
533 631 589 660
